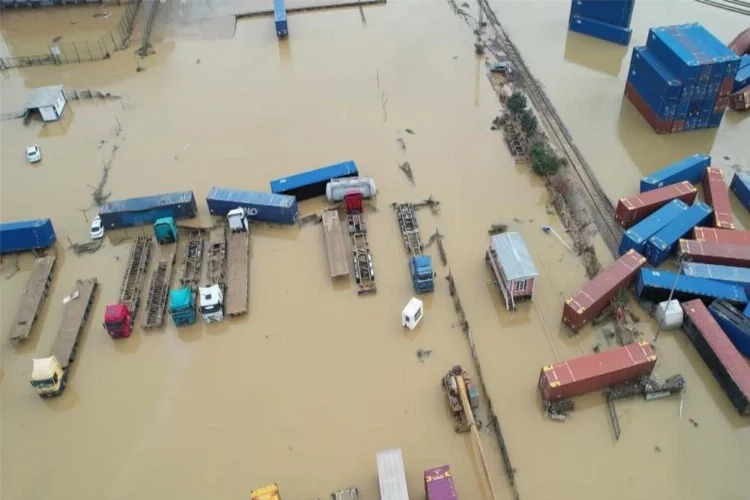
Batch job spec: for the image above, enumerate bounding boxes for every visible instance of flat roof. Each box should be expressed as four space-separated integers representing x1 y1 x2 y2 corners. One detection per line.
24 85 64 110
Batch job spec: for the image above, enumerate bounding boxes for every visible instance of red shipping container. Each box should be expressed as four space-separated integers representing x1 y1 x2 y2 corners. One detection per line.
562 249 647 331
624 82 673 135
671 119 685 133
702 167 735 230
729 86 750 112
714 96 729 114
681 300 750 416
615 181 697 228
424 465 457 500
538 340 658 402
720 76 735 97
693 227 750 246
678 239 750 266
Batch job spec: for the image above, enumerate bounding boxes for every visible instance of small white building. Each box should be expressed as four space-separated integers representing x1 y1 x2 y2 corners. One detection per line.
24 85 66 122
487 232 539 310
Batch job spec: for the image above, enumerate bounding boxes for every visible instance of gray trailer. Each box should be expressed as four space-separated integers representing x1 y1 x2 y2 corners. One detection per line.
376 449 410 500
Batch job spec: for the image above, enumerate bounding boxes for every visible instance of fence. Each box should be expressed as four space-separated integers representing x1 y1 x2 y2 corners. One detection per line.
0 0 141 70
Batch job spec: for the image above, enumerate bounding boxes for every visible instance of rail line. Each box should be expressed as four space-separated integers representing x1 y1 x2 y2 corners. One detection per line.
695 0 750 15
478 0 623 255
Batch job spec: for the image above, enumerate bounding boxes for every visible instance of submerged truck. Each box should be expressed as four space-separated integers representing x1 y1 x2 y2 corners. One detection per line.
0 218 56 254
104 236 153 337
395 203 434 294
31 278 98 398
202 225 227 322
169 288 196 327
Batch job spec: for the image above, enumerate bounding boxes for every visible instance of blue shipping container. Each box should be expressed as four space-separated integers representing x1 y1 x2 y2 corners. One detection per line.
744 302 750 319
568 15 632 46
730 172 750 214
677 23 727 80
274 0 288 37
99 191 198 230
733 65 750 93
640 153 710 192
627 71 677 120
618 199 689 256
0 218 56 254
569 0 634 28
675 97 690 119
686 24 741 76
708 300 750 358
700 97 715 113
680 82 696 101
270 160 358 201
644 201 713 265
707 112 722 128
684 263 750 287
630 47 683 103
647 26 703 82
741 55 750 70
206 187 299 224
635 268 748 305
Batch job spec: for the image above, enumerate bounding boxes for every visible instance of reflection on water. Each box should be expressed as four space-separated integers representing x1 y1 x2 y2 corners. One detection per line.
563 30 628 77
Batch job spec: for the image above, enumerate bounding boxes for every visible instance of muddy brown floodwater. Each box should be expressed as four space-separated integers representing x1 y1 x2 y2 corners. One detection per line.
1 1 749 499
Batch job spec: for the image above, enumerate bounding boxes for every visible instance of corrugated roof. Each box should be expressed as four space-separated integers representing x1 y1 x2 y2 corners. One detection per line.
491 232 539 281
24 85 64 110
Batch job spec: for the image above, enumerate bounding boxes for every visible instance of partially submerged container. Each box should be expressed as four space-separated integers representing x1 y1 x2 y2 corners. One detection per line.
270 160 358 201
681 299 750 416
683 262 750 287
619 199 689 255
640 153 710 192
644 201 712 265
273 0 288 37
702 167 734 229
730 171 750 214
424 465 457 500
615 181 695 228
569 0 635 28
635 268 748 306
708 299 750 358
376 449 409 500
656 299 683 330
678 239 750 267
694 226 750 246
205 187 298 224
624 81 674 134
0 218 56 254
729 85 750 111
538 340 658 402
99 191 197 230
627 47 681 121
568 15 632 46
325 177 377 202
562 249 646 332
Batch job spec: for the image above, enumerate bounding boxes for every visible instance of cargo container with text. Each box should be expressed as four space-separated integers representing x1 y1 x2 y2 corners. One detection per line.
678 239 750 267
730 171 750 214
644 201 712 265
639 153 710 192
616 181 695 227
424 465 457 500
206 187 298 224
0 218 56 254
635 268 747 306
619 199 688 255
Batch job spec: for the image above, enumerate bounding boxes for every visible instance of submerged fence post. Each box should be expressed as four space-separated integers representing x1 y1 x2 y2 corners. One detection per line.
86 40 93 61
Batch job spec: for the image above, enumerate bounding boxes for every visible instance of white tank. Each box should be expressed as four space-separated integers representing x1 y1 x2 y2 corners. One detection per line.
656 300 683 330
326 177 377 202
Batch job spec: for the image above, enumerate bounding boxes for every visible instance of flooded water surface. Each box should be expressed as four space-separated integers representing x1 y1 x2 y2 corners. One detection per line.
1 1 749 499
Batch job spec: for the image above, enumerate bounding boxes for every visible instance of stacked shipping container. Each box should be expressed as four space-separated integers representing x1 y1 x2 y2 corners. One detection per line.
568 0 634 46
625 23 741 134
730 172 750 213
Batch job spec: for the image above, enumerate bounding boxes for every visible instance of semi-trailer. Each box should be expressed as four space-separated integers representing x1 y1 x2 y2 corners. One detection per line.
678 239 750 267
538 340 658 402
682 299 750 416
345 193 376 295
103 236 153 337
270 160 358 201
98 191 197 230
702 167 735 229
224 208 250 317
376 449 410 500
8 256 56 344
644 201 712 265
395 203 434 294
639 153 710 192
0 218 56 254
708 299 750 358
169 229 204 328
322 209 349 278
618 199 688 255
30 278 98 398
635 268 748 306
143 218 179 329
206 187 298 224
201 225 227 322
615 181 696 228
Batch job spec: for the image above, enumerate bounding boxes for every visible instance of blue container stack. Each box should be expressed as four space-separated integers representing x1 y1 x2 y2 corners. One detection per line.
734 55 750 93
568 0 634 46
625 23 741 134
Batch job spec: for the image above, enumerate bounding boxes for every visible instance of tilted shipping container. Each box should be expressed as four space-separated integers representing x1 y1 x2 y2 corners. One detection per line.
624 81 674 134
99 191 197 230
424 465 457 500
538 340 657 402
568 15 632 46
708 299 750 358
619 199 689 255
678 239 750 267
615 181 695 228
646 26 705 82
626 63 678 121
734 65 750 93
569 0 635 28
683 262 750 287
562 249 646 332
729 86 750 111
270 160 358 201
681 299 750 416
206 187 298 224
251 483 281 500
635 268 747 306
730 171 750 214
644 201 712 265
702 167 734 229
274 0 288 37
629 47 683 103
640 153 710 192
0 218 56 254
694 226 750 246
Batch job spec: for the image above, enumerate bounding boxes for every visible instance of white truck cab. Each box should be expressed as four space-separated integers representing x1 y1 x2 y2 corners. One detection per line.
30 357 65 396
227 207 249 233
199 284 224 323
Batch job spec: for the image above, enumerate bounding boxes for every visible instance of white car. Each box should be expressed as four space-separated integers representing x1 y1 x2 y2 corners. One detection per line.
26 145 41 163
90 216 105 240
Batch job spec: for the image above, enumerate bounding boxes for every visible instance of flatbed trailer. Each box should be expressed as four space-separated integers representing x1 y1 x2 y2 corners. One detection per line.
117 236 152 317
322 209 349 278
225 229 249 317
53 278 98 370
9 256 56 344
207 225 227 287
179 229 203 289
345 194 376 295
395 203 424 256
142 243 177 329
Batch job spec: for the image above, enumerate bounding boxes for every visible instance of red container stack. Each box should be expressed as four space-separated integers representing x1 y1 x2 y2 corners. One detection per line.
538 340 658 402
615 181 697 227
562 249 647 331
702 167 735 230
678 239 750 266
693 227 750 246
424 465 457 500
729 86 750 111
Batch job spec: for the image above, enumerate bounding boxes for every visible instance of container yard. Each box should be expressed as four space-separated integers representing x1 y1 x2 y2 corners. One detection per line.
2 1 750 499
8 256 55 343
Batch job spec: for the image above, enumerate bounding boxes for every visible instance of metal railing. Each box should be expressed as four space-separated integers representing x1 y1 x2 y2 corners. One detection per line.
0 0 141 70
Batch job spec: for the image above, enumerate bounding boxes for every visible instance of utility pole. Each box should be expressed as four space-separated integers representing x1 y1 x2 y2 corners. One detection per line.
653 255 691 343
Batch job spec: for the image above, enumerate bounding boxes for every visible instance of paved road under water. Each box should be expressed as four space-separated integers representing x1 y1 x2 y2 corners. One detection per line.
1 1 748 499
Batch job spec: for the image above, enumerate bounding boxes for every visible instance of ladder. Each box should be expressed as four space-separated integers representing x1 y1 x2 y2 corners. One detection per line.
352 232 376 295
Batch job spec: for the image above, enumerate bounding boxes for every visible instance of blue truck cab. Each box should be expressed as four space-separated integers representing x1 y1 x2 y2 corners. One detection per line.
153 217 178 244
274 0 288 37
410 255 434 294
169 288 196 327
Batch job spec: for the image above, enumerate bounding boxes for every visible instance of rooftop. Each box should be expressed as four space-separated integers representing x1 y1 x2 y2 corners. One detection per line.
491 232 539 281
24 85 64 110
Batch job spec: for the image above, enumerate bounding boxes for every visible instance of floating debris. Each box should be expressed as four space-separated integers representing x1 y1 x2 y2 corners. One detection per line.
405 128 416 135
416 349 433 363
52 35 63 43
69 239 103 255
412 195 440 214
488 223 508 235
544 398 574 421
397 137 406 150
298 213 322 227
689 418 699 428
426 229 447 265
398 161 414 184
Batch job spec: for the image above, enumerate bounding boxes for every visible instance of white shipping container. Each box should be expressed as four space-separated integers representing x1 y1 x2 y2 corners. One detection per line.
376 448 410 500
326 177 377 202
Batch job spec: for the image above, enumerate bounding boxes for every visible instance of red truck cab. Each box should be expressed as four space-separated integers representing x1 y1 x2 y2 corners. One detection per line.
104 304 133 338
344 192 363 214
